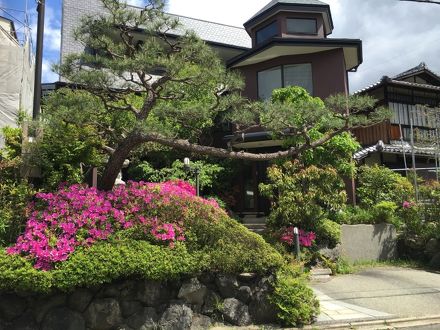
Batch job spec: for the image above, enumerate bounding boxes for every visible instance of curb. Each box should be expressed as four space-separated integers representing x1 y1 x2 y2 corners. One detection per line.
303 314 440 329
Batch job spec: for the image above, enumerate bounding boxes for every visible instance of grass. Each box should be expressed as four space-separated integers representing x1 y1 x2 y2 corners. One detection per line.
335 258 427 275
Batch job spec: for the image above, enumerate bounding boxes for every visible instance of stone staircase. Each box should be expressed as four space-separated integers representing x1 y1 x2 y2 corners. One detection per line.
240 213 267 234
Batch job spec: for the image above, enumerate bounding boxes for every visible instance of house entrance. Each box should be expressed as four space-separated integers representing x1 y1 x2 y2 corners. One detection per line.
239 162 270 215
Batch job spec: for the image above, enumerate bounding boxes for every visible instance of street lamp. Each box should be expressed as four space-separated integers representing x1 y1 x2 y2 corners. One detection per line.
294 227 301 261
183 157 200 197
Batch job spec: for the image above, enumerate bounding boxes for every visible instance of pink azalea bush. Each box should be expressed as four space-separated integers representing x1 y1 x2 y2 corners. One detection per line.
280 227 316 247
7 180 220 270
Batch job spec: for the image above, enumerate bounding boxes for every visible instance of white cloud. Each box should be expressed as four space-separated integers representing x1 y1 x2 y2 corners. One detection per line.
31 5 61 52
42 59 59 83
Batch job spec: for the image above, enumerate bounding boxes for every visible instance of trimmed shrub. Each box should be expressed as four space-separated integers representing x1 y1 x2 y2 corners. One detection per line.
270 266 319 326
51 240 201 291
0 249 52 293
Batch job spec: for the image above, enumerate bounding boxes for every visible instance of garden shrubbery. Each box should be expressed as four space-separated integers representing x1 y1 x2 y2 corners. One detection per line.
270 265 319 326
0 180 284 293
260 160 344 253
357 165 414 208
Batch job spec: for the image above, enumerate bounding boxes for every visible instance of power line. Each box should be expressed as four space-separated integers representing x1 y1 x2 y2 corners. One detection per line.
400 0 440 4
0 7 26 13
0 7 30 28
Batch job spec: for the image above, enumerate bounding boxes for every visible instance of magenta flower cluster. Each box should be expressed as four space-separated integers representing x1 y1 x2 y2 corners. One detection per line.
7 180 219 270
402 201 415 209
280 227 316 247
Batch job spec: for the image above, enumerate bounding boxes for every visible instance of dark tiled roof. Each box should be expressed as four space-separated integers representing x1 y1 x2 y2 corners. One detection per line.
353 140 436 161
382 141 436 156
246 0 329 22
249 0 327 20
353 141 385 161
355 77 440 95
356 63 440 95
393 62 440 81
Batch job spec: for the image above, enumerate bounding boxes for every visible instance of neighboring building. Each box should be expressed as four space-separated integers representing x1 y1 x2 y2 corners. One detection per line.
0 16 34 147
60 0 362 216
353 63 440 179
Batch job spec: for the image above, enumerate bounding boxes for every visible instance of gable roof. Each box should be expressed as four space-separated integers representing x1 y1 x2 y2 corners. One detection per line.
355 63 440 95
355 76 440 95
393 62 440 85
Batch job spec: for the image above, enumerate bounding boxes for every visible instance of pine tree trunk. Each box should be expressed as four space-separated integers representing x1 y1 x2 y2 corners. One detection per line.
98 132 143 191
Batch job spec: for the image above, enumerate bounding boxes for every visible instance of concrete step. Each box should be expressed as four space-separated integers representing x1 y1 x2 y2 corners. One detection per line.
241 216 267 225
311 268 332 276
310 268 333 283
243 223 266 234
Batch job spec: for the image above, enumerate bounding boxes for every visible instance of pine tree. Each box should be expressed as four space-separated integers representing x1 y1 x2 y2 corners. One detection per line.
55 0 389 190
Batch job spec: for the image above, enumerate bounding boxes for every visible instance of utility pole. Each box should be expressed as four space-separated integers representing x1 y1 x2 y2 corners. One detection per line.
32 0 45 120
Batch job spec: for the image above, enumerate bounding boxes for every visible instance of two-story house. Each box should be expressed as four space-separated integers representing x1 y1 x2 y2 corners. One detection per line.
60 0 362 217
354 63 440 180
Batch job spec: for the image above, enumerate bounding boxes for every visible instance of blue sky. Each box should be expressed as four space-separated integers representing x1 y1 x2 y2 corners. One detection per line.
0 0 61 82
1 0 439 92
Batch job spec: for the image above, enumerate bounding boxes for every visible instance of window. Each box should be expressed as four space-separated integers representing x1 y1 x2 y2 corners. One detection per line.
284 64 313 95
286 18 317 35
257 67 282 100
258 63 313 100
256 21 278 45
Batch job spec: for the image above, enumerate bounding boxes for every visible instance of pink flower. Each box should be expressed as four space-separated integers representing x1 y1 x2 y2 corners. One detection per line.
403 201 412 209
6 180 226 270
279 227 316 247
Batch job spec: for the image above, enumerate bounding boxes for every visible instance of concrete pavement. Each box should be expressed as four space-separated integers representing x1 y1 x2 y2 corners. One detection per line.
311 266 440 328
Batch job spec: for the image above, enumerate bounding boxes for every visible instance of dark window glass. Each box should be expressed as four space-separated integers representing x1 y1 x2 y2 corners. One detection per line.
256 21 278 45
286 18 317 34
258 66 282 100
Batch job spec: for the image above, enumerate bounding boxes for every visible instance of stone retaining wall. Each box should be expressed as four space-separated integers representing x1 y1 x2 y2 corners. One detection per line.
340 223 398 262
0 273 278 329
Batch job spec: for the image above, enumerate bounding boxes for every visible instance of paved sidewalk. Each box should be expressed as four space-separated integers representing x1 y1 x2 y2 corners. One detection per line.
312 267 440 319
313 288 392 324
309 267 440 329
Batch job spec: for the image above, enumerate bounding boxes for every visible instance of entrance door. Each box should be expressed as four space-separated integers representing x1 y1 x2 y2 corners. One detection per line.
239 162 270 215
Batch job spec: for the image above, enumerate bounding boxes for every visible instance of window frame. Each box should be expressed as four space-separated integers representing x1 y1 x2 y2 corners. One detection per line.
255 20 279 45
257 63 313 100
286 17 318 35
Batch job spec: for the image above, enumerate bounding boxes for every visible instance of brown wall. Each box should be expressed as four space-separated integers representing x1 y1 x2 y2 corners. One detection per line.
237 48 348 100
353 121 391 146
249 12 325 48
